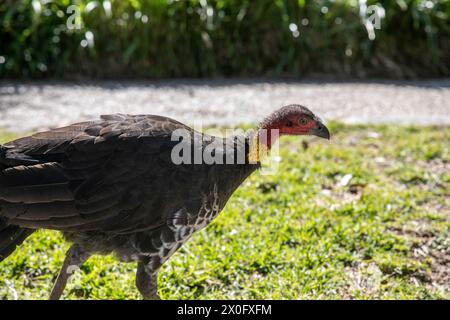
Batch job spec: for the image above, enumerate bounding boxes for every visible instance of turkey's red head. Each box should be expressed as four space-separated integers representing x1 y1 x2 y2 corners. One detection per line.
248 105 329 163
260 105 330 141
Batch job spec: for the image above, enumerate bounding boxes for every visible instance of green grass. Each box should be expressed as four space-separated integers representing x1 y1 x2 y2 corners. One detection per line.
0 123 449 300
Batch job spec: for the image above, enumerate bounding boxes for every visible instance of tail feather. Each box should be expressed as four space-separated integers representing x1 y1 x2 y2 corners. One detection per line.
0 145 35 262
0 220 34 262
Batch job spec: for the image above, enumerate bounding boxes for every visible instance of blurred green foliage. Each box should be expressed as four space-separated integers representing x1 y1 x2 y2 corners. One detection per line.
0 0 449 79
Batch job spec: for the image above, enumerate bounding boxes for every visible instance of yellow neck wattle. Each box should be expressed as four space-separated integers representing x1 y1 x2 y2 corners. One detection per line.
247 132 270 163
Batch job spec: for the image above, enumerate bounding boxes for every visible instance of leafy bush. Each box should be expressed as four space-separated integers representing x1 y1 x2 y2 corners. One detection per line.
0 0 449 79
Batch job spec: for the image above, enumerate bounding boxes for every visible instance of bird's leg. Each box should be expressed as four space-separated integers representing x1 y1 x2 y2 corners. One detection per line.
136 260 160 300
49 244 90 300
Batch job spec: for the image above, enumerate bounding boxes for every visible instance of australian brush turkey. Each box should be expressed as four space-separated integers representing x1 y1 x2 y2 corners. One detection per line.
0 105 329 299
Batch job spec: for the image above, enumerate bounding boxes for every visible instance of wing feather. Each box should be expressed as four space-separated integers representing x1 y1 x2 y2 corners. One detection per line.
0 114 193 233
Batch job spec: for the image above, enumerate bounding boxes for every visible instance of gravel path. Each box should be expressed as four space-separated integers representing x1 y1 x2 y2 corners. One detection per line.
1 80 449 133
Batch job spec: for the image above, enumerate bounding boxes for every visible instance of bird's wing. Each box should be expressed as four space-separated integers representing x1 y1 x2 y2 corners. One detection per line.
0 114 198 234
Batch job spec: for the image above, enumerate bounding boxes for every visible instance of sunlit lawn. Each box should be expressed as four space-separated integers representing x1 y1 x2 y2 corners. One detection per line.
0 123 448 299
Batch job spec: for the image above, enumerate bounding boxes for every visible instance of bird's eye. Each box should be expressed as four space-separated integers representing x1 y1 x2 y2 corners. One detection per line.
299 118 308 125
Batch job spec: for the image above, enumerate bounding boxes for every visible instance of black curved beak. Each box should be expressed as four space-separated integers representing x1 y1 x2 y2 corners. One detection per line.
310 121 330 140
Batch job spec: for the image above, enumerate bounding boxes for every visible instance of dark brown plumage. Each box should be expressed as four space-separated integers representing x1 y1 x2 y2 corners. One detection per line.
0 105 329 299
